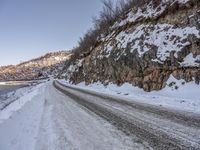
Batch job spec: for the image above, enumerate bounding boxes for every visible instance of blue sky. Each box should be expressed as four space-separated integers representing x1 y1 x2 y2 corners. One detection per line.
0 0 103 66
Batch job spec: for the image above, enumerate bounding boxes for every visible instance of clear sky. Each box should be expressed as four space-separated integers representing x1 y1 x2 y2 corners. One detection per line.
0 0 103 66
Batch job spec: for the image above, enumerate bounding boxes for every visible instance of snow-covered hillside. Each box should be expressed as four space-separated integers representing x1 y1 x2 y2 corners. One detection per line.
60 0 200 92
0 51 72 81
103 24 200 62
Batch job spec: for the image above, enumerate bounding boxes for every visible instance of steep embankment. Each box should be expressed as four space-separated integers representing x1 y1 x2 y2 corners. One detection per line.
61 0 200 91
0 51 71 81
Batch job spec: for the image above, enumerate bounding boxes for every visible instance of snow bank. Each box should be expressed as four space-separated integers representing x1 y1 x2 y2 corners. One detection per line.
0 86 33 110
60 78 200 114
0 82 6 85
0 83 44 124
0 84 45 150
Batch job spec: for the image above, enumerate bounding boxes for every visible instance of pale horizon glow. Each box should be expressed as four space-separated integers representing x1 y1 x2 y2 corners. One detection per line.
0 0 103 66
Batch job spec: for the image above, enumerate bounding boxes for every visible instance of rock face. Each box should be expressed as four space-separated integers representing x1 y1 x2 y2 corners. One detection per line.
60 0 200 91
0 51 71 81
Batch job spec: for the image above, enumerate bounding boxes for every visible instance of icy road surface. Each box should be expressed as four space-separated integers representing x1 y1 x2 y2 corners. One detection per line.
0 81 200 150
54 81 200 150
0 82 142 150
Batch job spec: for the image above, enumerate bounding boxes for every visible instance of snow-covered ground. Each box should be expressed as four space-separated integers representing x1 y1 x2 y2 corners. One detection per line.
35 83 140 150
0 83 45 150
0 82 144 150
60 76 200 114
0 85 35 111
0 79 199 150
0 83 44 123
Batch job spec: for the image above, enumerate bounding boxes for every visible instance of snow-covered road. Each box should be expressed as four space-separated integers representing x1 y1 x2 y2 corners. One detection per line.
54 81 200 150
35 82 139 150
0 82 145 150
0 81 200 150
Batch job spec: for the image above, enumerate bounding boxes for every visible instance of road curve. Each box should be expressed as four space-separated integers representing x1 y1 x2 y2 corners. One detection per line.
53 81 200 150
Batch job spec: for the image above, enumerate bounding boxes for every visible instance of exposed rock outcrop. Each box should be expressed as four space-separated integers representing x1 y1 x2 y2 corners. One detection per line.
60 0 200 91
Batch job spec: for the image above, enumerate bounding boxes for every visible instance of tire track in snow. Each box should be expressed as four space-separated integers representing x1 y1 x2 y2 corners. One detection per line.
54 81 200 150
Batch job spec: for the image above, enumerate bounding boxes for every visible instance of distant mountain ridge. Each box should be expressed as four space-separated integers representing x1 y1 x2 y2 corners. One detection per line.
0 51 71 81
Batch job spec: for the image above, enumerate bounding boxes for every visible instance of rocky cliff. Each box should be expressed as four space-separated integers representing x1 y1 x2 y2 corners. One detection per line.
0 51 71 81
60 0 200 91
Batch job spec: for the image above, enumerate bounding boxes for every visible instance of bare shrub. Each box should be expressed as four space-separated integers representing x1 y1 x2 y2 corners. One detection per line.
68 0 150 65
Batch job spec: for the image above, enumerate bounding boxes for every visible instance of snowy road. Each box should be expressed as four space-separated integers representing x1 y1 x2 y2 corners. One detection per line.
0 81 200 150
35 82 139 150
0 82 144 150
54 81 200 150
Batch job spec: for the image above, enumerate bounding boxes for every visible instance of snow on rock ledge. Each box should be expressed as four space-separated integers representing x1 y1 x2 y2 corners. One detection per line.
102 23 200 62
181 53 200 66
61 0 200 92
112 0 191 29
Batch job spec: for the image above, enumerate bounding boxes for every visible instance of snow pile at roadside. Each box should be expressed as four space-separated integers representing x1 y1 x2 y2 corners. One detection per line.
0 86 34 110
60 77 200 114
0 82 6 85
0 83 45 150
0 83 44 124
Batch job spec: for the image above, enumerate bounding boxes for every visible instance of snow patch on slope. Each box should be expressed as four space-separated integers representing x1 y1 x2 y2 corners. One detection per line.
181 53 200 66
103 23 200 62
113 1 166 28
112 0 190 29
